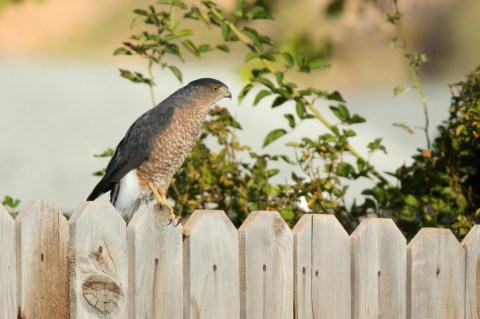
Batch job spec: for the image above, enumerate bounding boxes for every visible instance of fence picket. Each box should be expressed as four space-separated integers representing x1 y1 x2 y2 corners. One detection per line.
183 210 240 319
239 210 293 319
2 198 479 318
0 204 16 319
408 228 465 319
351 218 406 319
127 204 183 319
69 201 128 319
463 225 480 319
293 214 350 319
15 200 70 318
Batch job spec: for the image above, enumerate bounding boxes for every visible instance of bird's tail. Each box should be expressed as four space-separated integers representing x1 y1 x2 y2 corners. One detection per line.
87 179 114 201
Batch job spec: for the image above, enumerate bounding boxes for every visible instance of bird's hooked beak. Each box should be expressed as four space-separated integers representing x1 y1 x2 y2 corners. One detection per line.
225 89 232 100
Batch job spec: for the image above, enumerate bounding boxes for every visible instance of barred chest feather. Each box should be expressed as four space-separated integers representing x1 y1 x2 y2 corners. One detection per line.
136 106 208 189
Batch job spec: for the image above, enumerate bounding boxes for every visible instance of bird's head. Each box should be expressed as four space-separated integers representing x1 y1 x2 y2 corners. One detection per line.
186 78 232 107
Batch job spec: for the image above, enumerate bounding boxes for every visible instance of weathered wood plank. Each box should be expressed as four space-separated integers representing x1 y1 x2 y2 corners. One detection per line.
69 201 128 319
239 211 293 319
461 225 480 319
0 204 16 319
350 218 406 319
293 214 350 319
183 210 239 319
16 200 70 319
408 228 465 319
127 204 182 319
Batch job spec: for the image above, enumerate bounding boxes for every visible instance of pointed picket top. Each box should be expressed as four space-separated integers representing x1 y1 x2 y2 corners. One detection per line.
69 201 127 319
292 214 350 319
0 204 16 319
408 228 465 319
183 210 239 319
350 218 406 319
127 204 182 319
239 210 293 319
461 225 480 319
16 200 70 319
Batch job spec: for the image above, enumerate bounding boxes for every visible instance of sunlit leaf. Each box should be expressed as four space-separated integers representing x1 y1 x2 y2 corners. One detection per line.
254 90 271 106
113 47 131 56
308 58 331 69
216 44 230 52
263 128 287 147
282 52 294 68
284 114 295 128
168 65 183 82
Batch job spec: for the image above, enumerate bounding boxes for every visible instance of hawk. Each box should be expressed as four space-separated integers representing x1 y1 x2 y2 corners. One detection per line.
87 78 231 231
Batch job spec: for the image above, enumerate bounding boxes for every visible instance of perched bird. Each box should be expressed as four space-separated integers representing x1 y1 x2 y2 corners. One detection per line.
87 78 232 229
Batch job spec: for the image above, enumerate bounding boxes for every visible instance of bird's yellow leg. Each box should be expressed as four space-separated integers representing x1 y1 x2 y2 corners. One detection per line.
147 182 189 237
148 181 175 221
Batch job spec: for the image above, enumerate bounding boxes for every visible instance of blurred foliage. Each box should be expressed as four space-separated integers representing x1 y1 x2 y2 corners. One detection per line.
91 0 480 239
359 67 480 238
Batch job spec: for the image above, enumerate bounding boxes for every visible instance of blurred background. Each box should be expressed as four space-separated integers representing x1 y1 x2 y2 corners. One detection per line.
1 0 479 213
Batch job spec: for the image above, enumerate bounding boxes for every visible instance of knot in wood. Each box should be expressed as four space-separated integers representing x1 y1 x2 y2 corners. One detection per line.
82 275 124 315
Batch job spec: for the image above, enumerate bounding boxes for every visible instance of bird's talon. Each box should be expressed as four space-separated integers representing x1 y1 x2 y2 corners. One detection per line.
174 215 182 227
182 225 190 237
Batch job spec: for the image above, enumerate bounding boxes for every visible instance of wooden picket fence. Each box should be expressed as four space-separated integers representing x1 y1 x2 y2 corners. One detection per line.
1 200 479 319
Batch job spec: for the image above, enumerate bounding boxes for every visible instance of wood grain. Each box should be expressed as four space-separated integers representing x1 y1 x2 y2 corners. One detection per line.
127 204 183 319
239 211 293 319
183 210 240 319
350 218 406 319
16 200 70 319
0 204 16 319
408 228 465 319
69 201 128 319
293 214 351 319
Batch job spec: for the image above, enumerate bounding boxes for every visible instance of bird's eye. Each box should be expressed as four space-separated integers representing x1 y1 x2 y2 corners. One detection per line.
212 85 220 92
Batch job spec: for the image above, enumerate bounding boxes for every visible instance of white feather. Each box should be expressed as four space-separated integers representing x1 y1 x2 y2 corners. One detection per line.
114 169 142 220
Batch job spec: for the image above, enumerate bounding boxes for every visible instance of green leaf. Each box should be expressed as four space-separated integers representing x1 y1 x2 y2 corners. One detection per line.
2 195 20 209
263 128 287 147
168 65 183 82
327 90 345 102
94 148 115 157
247 6 273 20
282 52 294 68
222 24 231 41
296 102 307 119
308 58 331 69
367 138 387 154
113 47 131 56
181 39 199 57
337 162 355 178
404 194 418 207
245 51 259 62
272 96 287 108
350 114 366 124
242 27 263 50
253 90 271 106
238 83 254 102
295 51 305 67
284 114 295 128
133 9 149 16
257 77 275 90
177 28 194 37
393 85 405 96
198 44 211 53
329 104 350 122
216 44 230 52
